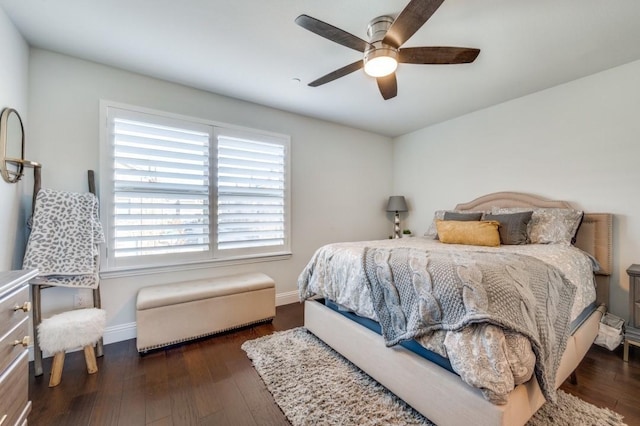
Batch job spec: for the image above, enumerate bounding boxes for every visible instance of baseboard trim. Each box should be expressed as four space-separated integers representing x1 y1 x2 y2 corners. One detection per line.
29 291 299 361
276 290 299 306
103 321 137 345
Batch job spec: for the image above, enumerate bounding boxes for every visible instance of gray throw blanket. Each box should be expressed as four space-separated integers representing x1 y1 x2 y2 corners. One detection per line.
363 247 576 403
23 188 104 289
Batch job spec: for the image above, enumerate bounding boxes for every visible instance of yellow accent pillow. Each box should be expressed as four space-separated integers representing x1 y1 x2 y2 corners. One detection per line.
435 220 501 247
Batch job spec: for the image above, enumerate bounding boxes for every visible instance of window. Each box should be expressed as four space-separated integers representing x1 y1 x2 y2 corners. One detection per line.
215 128 288 256
101 103 290 273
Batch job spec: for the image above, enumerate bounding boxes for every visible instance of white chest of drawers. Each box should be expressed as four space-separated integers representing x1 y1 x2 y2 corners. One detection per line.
0 269 37 426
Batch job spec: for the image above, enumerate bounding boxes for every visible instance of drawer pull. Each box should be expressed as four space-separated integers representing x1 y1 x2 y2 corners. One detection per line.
12 336 30 348
13 301 31 312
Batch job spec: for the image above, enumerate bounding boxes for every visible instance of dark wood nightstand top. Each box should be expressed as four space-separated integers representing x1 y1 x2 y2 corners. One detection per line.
626 264 640 276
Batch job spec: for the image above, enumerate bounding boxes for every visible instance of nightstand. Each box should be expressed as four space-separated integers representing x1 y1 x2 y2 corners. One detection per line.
624 264 640 361
0 269 38 425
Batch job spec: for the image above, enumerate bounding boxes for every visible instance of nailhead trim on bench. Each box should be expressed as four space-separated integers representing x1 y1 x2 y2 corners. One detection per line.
138 316 274 353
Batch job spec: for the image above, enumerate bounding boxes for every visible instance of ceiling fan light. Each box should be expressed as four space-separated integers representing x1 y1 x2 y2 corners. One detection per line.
364 56 398 77
364 47 398 77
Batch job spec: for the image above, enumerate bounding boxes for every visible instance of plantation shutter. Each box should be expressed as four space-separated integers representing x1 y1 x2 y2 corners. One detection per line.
216 133 286 252
111 113 211 259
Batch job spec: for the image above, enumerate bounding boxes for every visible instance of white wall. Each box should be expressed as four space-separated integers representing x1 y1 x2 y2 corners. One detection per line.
393 59 640 320
0 8 29 270
27 49 393 334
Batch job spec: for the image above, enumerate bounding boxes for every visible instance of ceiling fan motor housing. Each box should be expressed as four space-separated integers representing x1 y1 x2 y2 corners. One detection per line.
364 16 398 76
367 15 394 43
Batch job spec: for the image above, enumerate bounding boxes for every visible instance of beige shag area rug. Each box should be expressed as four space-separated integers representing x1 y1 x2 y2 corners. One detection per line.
242 327 626 426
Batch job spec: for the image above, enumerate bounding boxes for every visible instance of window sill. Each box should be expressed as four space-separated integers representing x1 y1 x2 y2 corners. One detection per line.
100 251 292 279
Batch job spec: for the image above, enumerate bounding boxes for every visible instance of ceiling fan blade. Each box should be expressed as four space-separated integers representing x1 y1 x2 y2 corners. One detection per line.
295 14 371 52
308 60 364 87
376 73 397 100
398 47 480 64
383 0 445 48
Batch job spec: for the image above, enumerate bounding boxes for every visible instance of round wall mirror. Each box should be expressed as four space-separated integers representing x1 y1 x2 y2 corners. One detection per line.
0 108 26 183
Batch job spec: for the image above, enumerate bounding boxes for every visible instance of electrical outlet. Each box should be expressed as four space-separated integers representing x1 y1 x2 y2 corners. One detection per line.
73 291 92 309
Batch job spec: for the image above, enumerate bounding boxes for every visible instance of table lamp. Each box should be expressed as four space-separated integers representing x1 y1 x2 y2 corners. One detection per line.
386 196 408 238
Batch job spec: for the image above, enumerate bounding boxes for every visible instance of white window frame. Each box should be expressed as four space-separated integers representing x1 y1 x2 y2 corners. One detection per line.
99 101 291 277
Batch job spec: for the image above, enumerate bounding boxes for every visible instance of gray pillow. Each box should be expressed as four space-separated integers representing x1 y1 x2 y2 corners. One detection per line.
443 211 483 221
491 207 584 245
483 211 533 245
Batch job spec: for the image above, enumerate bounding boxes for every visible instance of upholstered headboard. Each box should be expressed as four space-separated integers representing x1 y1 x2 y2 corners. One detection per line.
454 191 613 307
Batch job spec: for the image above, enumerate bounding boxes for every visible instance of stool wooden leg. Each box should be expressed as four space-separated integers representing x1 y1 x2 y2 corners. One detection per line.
49 352 65 387
84 345 98 374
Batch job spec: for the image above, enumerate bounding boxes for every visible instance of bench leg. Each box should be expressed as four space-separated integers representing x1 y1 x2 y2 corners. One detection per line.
84 345 98 374
49 352 65 387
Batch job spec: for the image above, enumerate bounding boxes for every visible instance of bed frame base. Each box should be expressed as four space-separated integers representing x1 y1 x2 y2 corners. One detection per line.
305 299 605 426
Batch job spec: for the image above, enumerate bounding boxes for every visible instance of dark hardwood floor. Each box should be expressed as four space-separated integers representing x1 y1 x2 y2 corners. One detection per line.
29 303 640 426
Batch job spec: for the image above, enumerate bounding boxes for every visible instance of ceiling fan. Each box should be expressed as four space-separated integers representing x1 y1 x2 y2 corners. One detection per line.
295 0 480 100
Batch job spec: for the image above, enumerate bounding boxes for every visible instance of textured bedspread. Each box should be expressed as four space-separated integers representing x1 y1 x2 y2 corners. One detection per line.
363 246 575 404
298 238 596 404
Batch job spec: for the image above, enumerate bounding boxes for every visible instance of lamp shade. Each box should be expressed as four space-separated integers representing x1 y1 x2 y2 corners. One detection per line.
386 196 408 212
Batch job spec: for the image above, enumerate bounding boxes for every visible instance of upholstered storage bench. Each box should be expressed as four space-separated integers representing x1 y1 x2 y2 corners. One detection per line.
136 273 275 352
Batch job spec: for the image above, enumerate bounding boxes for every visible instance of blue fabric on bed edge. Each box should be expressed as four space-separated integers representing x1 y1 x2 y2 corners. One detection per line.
324 299 456 374
323 299 598 376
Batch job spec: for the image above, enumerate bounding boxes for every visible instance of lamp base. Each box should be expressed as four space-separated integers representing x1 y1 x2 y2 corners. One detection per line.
393 212 401 239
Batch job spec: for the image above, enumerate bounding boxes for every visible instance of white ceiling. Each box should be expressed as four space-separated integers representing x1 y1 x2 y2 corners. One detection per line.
2 0 640 137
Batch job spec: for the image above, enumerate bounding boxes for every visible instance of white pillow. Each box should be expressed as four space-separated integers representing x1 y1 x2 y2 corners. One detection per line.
424 210 446 239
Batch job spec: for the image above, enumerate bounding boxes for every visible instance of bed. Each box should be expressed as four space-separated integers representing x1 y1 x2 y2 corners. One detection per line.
299 192 612 426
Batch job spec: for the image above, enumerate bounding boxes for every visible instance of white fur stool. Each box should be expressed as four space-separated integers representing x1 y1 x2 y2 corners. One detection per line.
37 308 106 387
